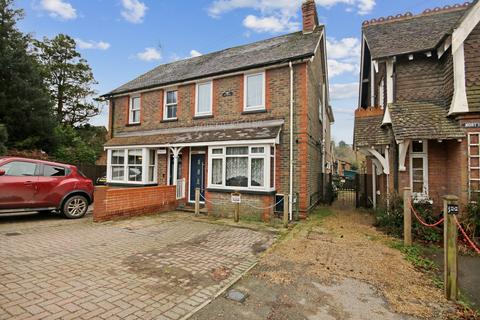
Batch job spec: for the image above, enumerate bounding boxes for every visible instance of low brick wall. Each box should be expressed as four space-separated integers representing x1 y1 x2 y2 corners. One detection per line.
205 191 274 221
93 186 177 222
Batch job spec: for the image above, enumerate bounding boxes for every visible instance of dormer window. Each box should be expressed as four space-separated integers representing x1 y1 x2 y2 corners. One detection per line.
244 72 265 111
129 96 141 124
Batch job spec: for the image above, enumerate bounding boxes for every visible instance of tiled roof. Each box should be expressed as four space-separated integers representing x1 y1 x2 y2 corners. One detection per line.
389 101 465 140
363 7 467 59
353 113 392 148
105 28 323 96
105 120 283 147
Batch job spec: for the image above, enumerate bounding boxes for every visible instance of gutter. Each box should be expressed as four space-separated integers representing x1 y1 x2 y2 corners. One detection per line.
289 61 294 221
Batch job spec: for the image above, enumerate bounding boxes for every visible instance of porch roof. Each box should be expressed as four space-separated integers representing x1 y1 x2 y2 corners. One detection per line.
104 119 283 148
353 114 392 148
389 101 465 140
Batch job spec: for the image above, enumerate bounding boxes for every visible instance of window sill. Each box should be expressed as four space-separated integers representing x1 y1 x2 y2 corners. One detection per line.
126 123 141 127
242 109 267 115
193 114 214 120
161 118 178 123
207 188 276 196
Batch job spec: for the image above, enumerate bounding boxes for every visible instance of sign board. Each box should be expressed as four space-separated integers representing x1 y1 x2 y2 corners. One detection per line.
447 204 459 215
157 149 167 155
231 193 241 204
463 122 480 128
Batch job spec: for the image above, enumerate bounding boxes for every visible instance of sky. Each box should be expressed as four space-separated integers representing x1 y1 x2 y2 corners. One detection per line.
15 0 466 144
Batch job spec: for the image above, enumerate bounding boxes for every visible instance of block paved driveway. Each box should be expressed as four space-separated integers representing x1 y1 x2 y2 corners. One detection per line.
0 212 275 320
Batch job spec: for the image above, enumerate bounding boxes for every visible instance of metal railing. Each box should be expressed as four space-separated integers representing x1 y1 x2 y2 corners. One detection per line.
176 178 186 200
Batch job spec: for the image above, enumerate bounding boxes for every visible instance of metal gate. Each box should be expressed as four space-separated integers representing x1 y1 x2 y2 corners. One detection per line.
334 174 372 208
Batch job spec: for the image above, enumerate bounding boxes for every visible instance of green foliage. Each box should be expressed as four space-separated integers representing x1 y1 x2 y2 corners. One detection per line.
0 123 7 155
465 199 480 241
33 34 101 126
51 125 96 165
0 0 56 152
374 193 442 243
75 124 107 159
390 242 436 271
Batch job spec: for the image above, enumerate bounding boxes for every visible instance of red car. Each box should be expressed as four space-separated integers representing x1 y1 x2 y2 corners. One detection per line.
0 157 94 219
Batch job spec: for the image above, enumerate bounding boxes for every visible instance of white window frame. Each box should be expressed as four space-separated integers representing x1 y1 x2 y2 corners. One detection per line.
207 144 274 192
378 78 385 108
107 148 157 185
164 89 178 120
244 71 266 112
409 141 429 200
129 95 141 124
195 81 213 116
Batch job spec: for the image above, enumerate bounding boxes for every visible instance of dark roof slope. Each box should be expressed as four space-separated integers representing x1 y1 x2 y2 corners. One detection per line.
389 101 465 140
363 7 467 59
353 115 392 148
105 27 323 96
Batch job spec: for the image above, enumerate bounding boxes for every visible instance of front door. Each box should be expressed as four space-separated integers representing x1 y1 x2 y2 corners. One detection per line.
189 154 205 202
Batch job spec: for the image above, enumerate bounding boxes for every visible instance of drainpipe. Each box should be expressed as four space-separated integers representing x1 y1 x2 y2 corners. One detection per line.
289 61 294 221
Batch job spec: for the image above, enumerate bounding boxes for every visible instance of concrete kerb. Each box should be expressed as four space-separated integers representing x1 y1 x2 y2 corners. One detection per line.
180 261 259 320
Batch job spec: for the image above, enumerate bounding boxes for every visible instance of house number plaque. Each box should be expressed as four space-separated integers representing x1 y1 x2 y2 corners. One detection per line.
231 193 241 204
447 204 459 215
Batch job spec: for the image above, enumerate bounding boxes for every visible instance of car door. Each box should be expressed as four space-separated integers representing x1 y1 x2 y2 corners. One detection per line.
0 160 39 209
35 164 69 208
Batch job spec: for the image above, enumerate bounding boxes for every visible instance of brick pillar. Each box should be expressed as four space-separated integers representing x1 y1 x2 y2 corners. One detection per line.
93 186 108 222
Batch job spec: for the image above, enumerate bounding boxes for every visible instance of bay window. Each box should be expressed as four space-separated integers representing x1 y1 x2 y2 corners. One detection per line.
208 145 274 191
196 81 212 116
244 72 265 111
107 148 157 184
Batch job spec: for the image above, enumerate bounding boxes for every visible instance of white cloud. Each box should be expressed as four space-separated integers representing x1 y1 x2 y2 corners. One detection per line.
330 83 359 100
137 47 162 62
326 37 361 60
76 39 111 50
40 0 77 20
190 50 203 58
243 14 299 33
328 59 356 77
208 0 375 25
121 0 147 24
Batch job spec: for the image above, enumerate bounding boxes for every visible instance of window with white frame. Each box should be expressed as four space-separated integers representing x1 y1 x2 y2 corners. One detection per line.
107 148 157 184
129 96 141 124
164 90 177 120
208 145 274 191
196 82 212 116
468 133 480 200
244 72 265 111
410 141 428 198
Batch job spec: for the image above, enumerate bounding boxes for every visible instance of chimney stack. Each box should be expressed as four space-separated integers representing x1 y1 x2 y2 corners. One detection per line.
302 0 319 34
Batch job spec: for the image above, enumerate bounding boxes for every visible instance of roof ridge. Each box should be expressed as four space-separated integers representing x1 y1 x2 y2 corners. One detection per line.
362 2 471 27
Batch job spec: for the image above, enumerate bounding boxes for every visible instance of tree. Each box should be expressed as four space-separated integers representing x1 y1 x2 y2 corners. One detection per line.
52 125 97 165
0 123 7 155
34 34 100 126
0 0 56 151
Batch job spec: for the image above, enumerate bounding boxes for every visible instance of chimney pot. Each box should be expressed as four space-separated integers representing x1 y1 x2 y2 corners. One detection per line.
302 0 319 33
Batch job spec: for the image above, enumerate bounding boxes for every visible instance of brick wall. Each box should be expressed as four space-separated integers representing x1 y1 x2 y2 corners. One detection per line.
205 190 274 221
93 185 177 222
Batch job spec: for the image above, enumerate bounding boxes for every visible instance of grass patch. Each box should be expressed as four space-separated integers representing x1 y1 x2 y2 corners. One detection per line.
307 207 333 223
389 241 437 272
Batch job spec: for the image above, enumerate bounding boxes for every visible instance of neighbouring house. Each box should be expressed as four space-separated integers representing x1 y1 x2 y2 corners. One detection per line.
335 159 352 178
353 1 480 211
100 0 334 220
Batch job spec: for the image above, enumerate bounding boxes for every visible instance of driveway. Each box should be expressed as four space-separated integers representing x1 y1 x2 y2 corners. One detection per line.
0 212 275 320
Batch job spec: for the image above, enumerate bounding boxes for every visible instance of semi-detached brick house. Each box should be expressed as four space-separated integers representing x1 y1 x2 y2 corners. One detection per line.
101 0 334 220
353 1 480 211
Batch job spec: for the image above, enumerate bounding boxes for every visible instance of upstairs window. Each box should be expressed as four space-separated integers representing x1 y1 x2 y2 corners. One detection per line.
129 96 141 124
244 72 265 111
378 78 385 108
196 82 212 116
164 90 178 120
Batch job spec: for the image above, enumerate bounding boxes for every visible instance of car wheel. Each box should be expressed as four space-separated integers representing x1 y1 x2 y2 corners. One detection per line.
62 195 88 219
